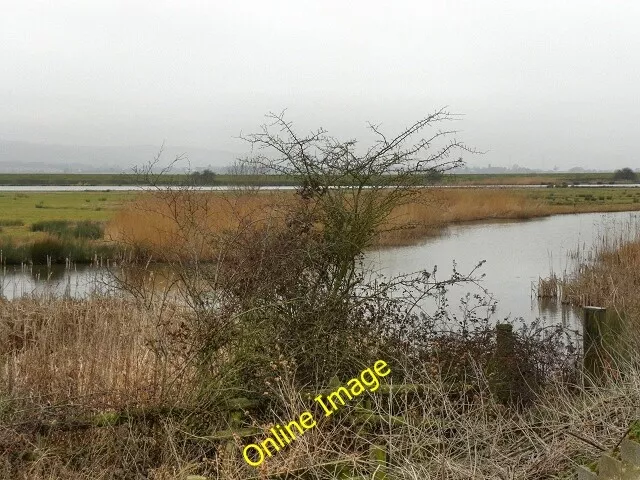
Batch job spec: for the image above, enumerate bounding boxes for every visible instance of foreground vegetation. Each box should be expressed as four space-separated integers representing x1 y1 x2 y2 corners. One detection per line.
0 295 636 479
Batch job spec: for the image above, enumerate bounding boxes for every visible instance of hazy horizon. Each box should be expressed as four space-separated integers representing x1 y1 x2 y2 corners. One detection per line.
2 1 640 171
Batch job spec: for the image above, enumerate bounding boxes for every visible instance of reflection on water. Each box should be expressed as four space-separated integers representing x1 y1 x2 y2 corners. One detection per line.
2 211 640 331
367 211 640 330
0 264 115 300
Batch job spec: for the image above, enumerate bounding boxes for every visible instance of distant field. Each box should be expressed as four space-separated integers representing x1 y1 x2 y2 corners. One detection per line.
438 172 618 185
0 172 626 186
0 173 298 186
0 191 135 242
528 186 640 206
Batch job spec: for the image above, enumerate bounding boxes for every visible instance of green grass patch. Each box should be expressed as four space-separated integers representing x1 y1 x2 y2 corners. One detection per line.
0 219 24 227
30 220 105 240
31 220 72 235
0 237 118 265
0 191 134 246
73 221 104 239
529 187 640 206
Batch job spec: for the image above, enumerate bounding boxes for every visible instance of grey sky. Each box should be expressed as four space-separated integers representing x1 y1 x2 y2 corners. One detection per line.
2 0 640 170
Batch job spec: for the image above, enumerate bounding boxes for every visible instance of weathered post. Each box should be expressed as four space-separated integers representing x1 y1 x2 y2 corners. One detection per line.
493 323 516 405
583 306 608 382
370 443 388 480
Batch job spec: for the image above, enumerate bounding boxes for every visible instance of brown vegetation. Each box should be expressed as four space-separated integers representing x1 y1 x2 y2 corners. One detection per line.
0 297 192 409
560 234 640 321
108 187 640 252
0 296 637 479
6 110 640 478
0 202 640 480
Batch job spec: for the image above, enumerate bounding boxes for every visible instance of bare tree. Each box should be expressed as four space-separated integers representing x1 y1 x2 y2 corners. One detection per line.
240 108 476 293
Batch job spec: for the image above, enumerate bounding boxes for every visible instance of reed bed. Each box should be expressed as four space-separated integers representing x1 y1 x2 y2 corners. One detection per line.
561 239 640 313
107 189 296 258
537 215 640 315
0 297 194 409
536 274 560 298
109 187 636 253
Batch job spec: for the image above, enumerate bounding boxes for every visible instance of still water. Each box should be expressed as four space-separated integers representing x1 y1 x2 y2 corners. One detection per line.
367 211 640 330
2 211 639 330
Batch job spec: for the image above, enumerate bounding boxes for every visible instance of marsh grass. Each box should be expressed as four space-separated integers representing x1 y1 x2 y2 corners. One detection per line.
0 188 638 252
537 274 560 298
537 215 640 318
109 188 640 253
30 219 72 235
4 186 640 478
0 219 24 227
31 220 105 240
0 297 193 406
0 237 117 265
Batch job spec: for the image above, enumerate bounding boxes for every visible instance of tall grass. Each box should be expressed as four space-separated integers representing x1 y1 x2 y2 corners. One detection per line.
31 219 105 239
534 215 640 316
0 237 117 265
108 190 296 258
108 188 616 253
0 219 24 227
0 297 192 407
1 296 638 479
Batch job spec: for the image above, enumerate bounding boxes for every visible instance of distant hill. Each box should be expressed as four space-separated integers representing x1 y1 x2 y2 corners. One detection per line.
0 141 625 175
0 140 240 173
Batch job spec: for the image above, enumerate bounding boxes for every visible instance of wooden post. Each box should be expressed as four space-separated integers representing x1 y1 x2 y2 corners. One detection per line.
583 306 610 382
370 443 388 480
494 323 516 405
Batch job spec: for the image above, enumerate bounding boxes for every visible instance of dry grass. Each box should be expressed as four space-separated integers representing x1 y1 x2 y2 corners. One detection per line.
0 297 193 409
7 186 640 478
107 189 296 258
536 274 560 299
377 188 546 245
108 187 640 252
560 235 640 318
1 293 639 478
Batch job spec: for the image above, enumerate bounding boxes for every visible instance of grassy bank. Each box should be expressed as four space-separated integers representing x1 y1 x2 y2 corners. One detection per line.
0 192 133 264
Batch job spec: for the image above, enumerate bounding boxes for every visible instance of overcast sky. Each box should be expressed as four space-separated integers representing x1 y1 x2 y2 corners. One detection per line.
2 1 640 170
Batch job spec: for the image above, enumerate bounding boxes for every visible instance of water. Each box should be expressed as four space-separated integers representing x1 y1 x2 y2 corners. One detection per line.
2 211 639 330
0 264 115 300
366 211 640 330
